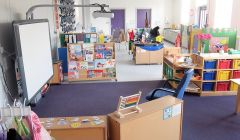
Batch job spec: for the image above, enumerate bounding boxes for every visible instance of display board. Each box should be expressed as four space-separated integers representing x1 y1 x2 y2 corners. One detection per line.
13 19 53 103
67 42 116 81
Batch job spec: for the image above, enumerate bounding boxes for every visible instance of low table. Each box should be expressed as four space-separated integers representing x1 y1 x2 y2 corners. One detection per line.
230 79 240 114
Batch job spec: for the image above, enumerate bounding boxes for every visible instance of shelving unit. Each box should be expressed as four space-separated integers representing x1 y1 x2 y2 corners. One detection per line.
67 42 116 82
163 53 240 96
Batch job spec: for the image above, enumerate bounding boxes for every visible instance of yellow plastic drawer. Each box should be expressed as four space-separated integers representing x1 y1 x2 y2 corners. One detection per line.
230 82 239 91
233 60 240 69
217 71 231 80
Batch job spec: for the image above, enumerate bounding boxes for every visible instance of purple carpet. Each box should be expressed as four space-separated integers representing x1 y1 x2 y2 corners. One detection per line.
32 81 240 140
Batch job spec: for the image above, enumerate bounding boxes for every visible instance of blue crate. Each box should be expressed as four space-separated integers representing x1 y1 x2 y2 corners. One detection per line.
58 48 68 73
202 82 215 91
203 71 216 80
204 60 217 69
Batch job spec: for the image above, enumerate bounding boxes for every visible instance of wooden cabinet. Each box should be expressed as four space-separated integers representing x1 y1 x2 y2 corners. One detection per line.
108 96 183 140
40 116 107 140
50 61 63 84
134 46 164 65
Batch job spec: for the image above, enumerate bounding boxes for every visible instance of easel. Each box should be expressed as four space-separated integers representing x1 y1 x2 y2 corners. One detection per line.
115 91 142 118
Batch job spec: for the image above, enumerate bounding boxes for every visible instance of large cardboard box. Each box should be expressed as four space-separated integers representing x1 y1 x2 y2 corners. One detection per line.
40 116 107 140
108 96 183 140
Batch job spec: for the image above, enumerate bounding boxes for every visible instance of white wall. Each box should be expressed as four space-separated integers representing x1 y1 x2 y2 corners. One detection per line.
231 0 240 34
89 0 173 35
172 0 207 26
0 0 55 104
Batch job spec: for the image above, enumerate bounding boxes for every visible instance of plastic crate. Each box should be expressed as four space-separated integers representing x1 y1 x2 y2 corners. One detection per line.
202 82 215 91
217 71 231 80
230 82 238 91
216 82 230 91
204 60 217 69
203 71 216 80
233 60 240 69
218 60 232 69
233 71 240 79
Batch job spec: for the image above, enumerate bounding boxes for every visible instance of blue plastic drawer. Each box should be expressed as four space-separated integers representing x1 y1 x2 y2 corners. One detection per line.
203 71 216 80
204 60 217 69
203 82 215 91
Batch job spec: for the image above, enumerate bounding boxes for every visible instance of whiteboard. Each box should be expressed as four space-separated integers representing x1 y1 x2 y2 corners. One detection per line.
14 20 53 102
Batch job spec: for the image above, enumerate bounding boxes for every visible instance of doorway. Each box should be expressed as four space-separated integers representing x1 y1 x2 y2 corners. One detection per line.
111 9 125 34
137 9 151 28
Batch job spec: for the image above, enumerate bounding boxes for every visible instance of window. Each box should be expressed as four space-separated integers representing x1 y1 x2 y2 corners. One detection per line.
214 0 233 28
198 6 207 29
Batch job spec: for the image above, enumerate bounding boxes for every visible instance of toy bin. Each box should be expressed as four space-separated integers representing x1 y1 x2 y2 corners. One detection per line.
217 71 231 80
230 82 239 91
216 82 230 91
218 60 232 69
233 60 240 69
202 82 215 91
203 71 216 80
204 60 217 69
233 70 240 79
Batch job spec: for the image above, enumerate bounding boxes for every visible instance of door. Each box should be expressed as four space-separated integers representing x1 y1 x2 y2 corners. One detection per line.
111 9 125 34
137 9 151 28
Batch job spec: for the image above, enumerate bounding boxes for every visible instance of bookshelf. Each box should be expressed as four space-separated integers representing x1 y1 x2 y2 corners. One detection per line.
163 53 240 96
67 42 116 82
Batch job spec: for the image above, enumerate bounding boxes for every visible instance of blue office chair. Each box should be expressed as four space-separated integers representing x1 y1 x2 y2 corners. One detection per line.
146 69 194 101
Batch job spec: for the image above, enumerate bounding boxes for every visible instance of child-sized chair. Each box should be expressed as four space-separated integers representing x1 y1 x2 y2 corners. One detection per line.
146 69 194 101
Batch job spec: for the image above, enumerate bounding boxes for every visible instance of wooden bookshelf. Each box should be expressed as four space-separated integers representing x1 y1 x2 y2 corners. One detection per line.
67 42 116 82
163 53 240 96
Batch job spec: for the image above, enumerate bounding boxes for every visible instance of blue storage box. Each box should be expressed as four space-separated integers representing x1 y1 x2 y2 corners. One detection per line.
202 82 215 91
204 60 217 69
58 47 68 73
203 71 216 80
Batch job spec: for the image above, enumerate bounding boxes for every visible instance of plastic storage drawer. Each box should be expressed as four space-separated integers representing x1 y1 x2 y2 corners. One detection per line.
216 82 230 91
204 60 217 69
202 83 215 91
233 60 240 69
230 82 238 91
218 60 232 69
233 70 240 79
203 71 216 80
217 71 231 80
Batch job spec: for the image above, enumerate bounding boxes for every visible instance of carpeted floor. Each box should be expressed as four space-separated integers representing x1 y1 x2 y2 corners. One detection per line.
32 81 240 140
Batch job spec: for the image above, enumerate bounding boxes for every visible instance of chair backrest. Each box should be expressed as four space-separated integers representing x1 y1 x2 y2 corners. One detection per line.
174 69 194 99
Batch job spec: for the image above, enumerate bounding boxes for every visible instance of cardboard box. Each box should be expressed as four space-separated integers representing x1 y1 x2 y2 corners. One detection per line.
40 116 107 140
108 96 183 140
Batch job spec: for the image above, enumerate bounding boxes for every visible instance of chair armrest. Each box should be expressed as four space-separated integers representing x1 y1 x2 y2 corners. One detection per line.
150 88 176 99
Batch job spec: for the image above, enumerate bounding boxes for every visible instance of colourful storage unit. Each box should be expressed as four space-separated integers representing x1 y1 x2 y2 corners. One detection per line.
216 82 230 91
202 83 215 91
233 60 240 69
218 60 232 69
217 71 231 80
203 71 216 80
230 82 238 91
204 60 217 69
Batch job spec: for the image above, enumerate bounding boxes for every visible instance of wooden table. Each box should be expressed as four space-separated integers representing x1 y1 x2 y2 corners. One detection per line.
40 116 107 140
230 79 240 114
